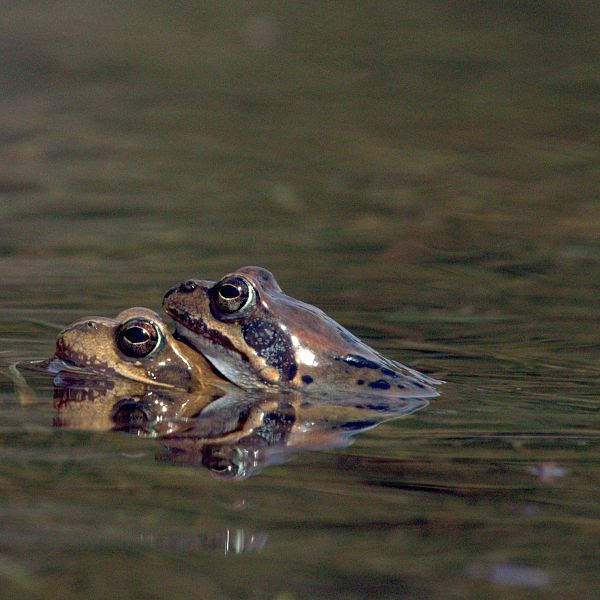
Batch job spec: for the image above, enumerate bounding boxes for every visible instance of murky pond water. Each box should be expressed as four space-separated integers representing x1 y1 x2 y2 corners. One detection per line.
2 2 600 599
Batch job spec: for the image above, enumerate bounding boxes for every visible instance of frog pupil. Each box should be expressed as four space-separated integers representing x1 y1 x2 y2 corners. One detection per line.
124 326 150 344
219 283 241 300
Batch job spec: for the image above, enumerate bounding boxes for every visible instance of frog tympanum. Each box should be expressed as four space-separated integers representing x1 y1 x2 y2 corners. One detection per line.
163 267 440 396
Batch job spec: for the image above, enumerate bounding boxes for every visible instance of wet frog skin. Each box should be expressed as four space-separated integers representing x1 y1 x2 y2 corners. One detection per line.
46 307 228 391
163 267 441 396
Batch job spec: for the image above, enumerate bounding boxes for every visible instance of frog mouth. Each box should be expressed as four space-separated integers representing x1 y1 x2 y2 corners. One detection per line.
172 319 249 364
36 357 116 391
173 323 264 390
41 357 97 375
41 356 119 379
52 371 117 393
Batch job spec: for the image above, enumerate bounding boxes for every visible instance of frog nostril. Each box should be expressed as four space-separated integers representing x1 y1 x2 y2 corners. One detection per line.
180 280 198 293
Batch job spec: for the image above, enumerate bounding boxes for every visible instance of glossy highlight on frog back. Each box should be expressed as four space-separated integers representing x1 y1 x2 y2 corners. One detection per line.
163 267 441 397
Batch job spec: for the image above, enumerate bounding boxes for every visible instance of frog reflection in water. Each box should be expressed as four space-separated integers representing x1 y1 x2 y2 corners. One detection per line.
160 392 428 480
46 307 228 391
52 379 428 479
163 267 441 396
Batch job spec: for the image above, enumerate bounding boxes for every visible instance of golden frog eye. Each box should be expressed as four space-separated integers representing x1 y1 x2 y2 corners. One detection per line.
212 276 256 316
116 318 161 358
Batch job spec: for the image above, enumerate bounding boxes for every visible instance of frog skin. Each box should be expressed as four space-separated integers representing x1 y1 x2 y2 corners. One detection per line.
46 307 229 392
163 267 441 397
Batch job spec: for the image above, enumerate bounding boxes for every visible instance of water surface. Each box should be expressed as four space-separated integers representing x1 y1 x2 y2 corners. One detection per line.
1 2 600 599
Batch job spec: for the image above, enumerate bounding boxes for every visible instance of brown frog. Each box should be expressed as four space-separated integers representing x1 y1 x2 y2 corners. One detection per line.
163 267 441 396
46 307 229 392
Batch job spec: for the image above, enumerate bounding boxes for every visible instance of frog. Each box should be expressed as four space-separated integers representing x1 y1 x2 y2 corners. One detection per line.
45 307 229 392
163 266 441 396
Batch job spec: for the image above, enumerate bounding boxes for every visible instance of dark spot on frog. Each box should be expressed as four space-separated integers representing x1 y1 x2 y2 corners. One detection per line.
397 383 406 389
368 379 391 390
354 403 388 411
414 381 426 389
340 420 379 430
356 379 365 385
286 362 298 381
336 354 381 369
301 375 314 385
242 318 298 382
380 367 398 378
337 326 359 344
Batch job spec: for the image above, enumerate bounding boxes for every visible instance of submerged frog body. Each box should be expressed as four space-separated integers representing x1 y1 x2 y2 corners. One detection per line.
47 307 227 391
163 267 441 397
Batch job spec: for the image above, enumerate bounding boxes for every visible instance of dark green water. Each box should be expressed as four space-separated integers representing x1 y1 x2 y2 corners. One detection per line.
2 2 600 598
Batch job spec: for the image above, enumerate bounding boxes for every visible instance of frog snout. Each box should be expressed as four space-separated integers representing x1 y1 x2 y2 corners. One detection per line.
55 331 68 357
54 327 81 359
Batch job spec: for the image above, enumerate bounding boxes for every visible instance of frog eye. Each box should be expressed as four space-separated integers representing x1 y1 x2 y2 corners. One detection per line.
112 398 153 432
212 276 256 316
116 318 162 358
202 445 248 479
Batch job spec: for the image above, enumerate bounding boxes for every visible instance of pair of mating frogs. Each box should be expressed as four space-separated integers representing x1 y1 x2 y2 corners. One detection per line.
48 266 440 399
45 267 440 478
